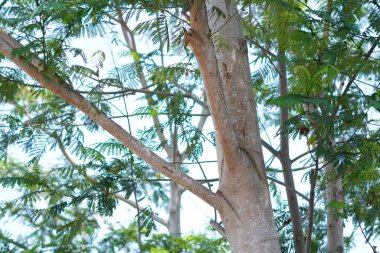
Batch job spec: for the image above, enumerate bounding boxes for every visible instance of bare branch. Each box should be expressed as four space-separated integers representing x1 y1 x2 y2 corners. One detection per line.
267 176 309 202
173 81 210 111
115 193 168 227
291 149 313 164
261 139 280 159
341 36 380 96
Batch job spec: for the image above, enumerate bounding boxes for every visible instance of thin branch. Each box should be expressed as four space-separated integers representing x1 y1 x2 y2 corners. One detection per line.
261 139 280 159
209 220 226 238
77 87 198 98
306 162 318 253
358 223 378 253
12 101 78 167
115 193 168 227
114 4 172 157
291 148 314 164
121 84 143 252
267 176 309 202
173 81 210 111
341 36 380 96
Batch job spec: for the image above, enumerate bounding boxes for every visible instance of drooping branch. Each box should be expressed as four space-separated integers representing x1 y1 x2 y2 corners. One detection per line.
0 28 224 211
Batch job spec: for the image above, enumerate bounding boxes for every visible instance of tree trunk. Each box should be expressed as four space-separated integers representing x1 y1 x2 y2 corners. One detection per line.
325 160 344 253
278 49 306 253
320 0 344 251
186 1 280 252
0 0 281 250
168 182 182 236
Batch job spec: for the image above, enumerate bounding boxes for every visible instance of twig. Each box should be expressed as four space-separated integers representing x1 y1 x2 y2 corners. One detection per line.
341 36 380 96
115 193 168 227
358 223 378 253
267 176 309 202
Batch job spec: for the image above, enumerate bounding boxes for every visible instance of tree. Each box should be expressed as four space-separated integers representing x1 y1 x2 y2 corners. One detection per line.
0 0 379 252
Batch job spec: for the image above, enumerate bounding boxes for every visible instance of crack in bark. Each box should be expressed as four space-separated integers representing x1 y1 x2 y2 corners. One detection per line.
239 145 264 181
216 190 241 221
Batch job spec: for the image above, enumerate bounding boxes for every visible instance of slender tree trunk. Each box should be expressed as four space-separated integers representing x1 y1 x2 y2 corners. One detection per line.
278 49 306 253
319 0 344 251
168 182 182 236
186 1 280 252
325 158 344 253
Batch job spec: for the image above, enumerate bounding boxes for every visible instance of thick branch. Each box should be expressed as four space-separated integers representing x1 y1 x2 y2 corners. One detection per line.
185 0 240 169
0 28 224 211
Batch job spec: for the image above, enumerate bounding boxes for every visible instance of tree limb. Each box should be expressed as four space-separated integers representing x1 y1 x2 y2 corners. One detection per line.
341 36 380 96
185 0 241 170
0 28 225 211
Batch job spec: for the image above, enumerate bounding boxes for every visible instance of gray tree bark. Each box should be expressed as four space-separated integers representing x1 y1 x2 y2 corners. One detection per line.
185 1 280 252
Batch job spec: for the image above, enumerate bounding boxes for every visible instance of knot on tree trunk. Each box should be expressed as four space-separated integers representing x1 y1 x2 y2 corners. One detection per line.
184 29 204 54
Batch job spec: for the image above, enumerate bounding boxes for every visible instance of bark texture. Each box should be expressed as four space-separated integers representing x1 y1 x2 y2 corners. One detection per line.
186 1 280 252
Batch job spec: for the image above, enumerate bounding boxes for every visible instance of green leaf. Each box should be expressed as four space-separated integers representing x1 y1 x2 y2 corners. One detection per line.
326 200 345 210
